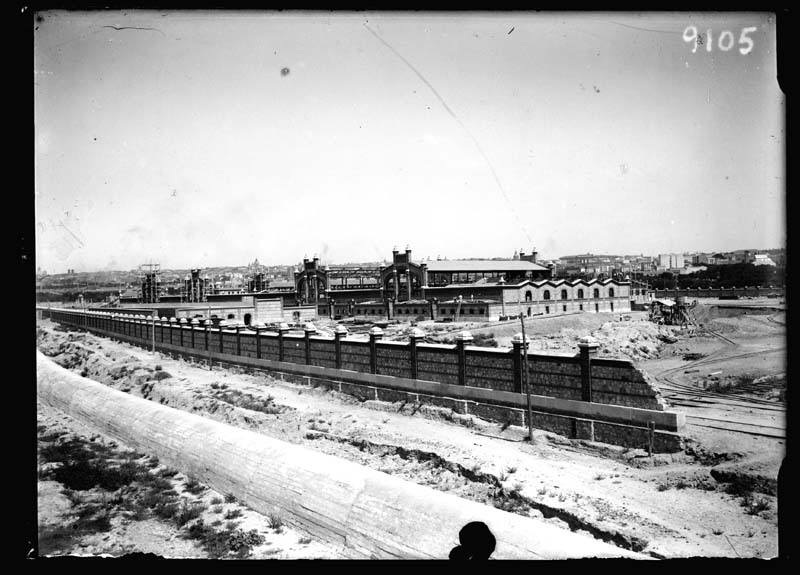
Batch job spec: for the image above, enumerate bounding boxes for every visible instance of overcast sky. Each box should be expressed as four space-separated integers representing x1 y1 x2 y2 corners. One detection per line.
34 11 783 273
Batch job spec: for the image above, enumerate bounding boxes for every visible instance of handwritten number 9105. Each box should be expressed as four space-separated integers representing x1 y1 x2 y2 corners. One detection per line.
683 26 757 54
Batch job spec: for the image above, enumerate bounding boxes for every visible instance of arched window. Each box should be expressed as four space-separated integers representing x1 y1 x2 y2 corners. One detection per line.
609 288 615 298
561 289 568 300
227 314 235 319
593 289 600 299
543 290 551 300
243 313 252 326
577 289 584 299
525 290 533 302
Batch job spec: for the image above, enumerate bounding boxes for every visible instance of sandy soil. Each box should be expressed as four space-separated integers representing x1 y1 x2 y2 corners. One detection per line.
35 301 784 559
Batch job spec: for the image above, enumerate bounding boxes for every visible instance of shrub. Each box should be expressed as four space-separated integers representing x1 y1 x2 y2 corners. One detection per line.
267 512 284 531
153 370 173 381
184 520 233 559
227 529 265 553
742 494 771 515
224 492 237 504
471 332 499 347
174 500 206 527
224 508 243 520
183 477 206 495
158 467 179 478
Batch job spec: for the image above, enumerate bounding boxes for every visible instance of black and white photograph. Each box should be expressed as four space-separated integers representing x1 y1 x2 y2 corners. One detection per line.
33 10 786 559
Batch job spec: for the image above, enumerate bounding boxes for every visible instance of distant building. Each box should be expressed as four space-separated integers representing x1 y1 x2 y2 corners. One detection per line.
557 253 621 278
679 265 707 275
658 253 685 270
709 253 729 265
752 254 776 266
182 269 210 302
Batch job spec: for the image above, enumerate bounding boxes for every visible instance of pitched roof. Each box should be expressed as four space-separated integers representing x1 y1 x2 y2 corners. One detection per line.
425 260 548 272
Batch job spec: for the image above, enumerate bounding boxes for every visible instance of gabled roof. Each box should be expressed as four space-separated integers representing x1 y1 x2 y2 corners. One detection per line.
425 259 549 272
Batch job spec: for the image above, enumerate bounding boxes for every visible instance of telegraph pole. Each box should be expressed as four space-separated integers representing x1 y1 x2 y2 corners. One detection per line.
519 313 533 441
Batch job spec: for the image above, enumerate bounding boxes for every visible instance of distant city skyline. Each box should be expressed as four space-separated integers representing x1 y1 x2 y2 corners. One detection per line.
36 244 785 276
35 11 784 274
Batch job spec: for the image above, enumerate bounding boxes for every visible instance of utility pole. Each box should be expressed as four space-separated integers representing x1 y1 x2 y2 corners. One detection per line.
152 310 156 355
519 313 533 442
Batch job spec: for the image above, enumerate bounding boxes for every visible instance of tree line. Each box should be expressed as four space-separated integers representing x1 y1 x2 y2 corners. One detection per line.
648 263 785 290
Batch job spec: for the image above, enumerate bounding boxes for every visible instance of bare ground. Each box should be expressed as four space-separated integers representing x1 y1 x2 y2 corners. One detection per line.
35 301 785 559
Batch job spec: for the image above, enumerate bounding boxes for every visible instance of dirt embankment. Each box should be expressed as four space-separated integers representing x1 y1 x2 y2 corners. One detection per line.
36 320 781 559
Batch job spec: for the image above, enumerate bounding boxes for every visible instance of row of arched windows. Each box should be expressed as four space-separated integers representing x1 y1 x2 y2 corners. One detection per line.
525 287 615 301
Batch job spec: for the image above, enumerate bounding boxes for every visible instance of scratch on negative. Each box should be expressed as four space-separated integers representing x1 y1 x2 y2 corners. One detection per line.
362 23 533 243
59 221 84 247
103 25 166 35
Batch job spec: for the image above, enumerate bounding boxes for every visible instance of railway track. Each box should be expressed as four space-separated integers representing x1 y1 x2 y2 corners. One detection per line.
683 415 785 439
657 345 786 409
652 322 786 438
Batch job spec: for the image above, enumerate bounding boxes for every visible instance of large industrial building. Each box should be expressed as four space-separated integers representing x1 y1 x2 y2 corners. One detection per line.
294 247 631 320
113 246 632 323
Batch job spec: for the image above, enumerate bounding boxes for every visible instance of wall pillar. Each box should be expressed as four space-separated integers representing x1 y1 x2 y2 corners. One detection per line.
511 336 523 393
408 327 425 380
278 323 289 362
304 322 316 365
578 336 599 402
205 320 210 351
179 318 187 347
236 324 242 356
334 325 347 369
369 327 383 374
191 318 199 349
255 324 265 359
160 317 168 346
169 317 177 346
455 331 473 387
219 321 225 354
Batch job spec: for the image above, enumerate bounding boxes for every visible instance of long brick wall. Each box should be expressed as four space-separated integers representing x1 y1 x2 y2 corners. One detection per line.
38 308 683 452
40 308 667 411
